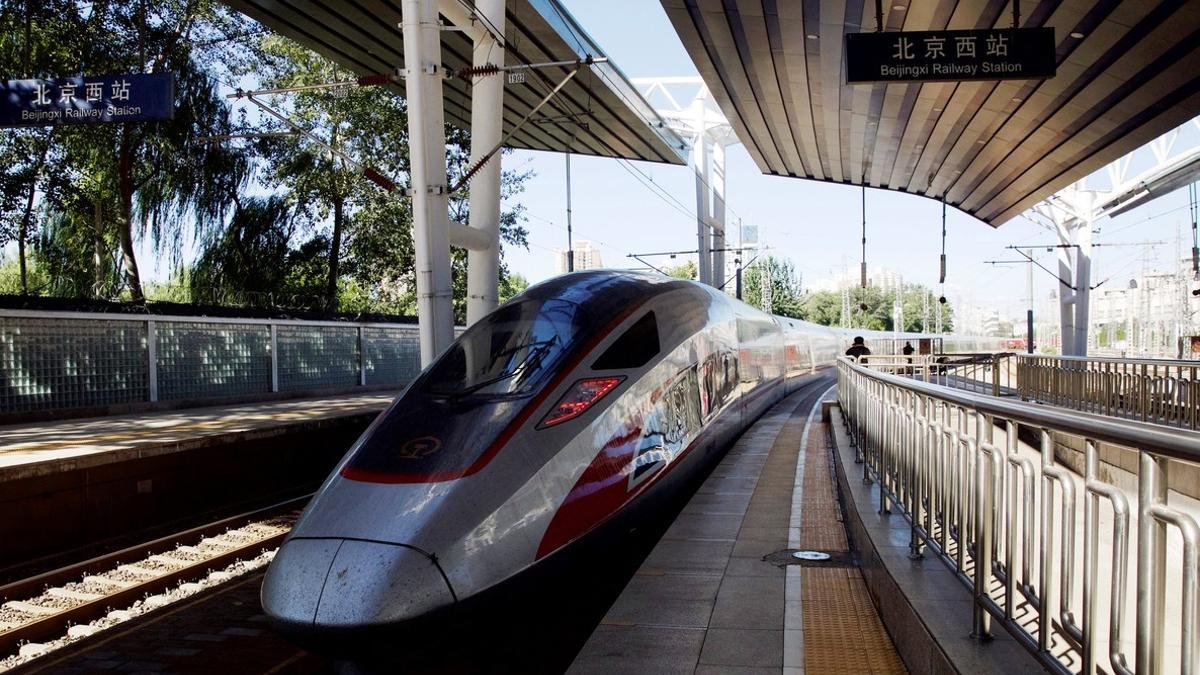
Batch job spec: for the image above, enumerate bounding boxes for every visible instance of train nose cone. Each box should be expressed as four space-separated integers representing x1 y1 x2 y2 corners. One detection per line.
262 538 456 630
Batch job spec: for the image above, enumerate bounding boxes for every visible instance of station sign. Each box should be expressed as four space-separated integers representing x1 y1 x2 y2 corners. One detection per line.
0 73 174 128
846 28 1056 83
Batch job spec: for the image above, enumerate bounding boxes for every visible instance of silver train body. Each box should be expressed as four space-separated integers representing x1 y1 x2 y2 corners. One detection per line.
262 270 999 641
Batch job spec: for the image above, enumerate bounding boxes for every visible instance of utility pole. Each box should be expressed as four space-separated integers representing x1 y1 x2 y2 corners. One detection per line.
565 153 574 272
1027 255 1035 353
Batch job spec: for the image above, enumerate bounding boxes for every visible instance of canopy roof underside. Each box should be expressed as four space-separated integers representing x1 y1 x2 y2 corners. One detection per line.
662 0 1200 225
223 0 688 164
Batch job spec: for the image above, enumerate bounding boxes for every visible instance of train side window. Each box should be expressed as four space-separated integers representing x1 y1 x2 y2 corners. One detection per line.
591 312 660 370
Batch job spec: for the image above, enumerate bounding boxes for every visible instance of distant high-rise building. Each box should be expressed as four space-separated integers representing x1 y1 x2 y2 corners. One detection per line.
555 240 604 274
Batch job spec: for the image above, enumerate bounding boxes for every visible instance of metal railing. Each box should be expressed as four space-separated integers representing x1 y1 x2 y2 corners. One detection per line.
1017 355 1200 430
0 309 431 416
854 352 1018 397
838 357 1200 675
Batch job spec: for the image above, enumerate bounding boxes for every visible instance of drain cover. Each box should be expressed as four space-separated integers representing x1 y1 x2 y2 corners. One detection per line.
764 549 854 567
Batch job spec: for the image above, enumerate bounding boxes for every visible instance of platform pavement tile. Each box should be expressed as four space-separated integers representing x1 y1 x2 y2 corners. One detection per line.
709 575 786 630
698 628 784 668
662 511 746 541
723 554 786 578
181 632 227 642
567 624 706 675
695 666 781 675
643 538 735 575
152 647 201 658
739 507 792 530
217 626 264 637
731 530 790 558
601 573 722 628
114 661 168 672
696 476 761 494
685 490 755 513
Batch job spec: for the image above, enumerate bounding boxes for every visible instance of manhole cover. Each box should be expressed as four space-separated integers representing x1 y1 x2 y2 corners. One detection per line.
763 549 854 568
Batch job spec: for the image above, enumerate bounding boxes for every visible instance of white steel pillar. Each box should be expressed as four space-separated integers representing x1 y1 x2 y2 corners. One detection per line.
402 0 455 365
1073 210 1093 357
694 129 712 286
1054 215 1077 357
711 141 726 288
465 0 506 326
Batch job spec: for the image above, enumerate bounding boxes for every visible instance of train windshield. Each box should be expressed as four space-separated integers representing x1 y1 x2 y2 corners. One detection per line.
422 298 581 398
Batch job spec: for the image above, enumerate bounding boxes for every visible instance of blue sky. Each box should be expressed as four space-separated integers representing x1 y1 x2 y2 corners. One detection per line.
501 0 1200 323
88 0 1197 322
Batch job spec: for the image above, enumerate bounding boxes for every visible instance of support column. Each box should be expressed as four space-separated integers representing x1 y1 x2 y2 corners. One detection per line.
693 109 711 286
403 0 455 366
711 141 726 289
1073 208 1093 357
1054 214 1076 356
465 0 506 326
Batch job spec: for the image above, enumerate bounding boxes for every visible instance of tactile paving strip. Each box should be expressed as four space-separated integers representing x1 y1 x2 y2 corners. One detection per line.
799 421 848 553
802 567 907 674
799 420 906 674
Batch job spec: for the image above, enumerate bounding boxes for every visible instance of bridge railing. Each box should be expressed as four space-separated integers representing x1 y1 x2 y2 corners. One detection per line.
1016 355 1200 430
0 309 431 418
853 352 1018 397
838 357 1200 675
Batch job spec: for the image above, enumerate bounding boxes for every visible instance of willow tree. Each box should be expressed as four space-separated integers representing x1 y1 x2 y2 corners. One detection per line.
2 1 255 301
0 0 82 294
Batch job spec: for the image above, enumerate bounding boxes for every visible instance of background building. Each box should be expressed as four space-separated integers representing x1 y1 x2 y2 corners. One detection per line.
554 241 604 274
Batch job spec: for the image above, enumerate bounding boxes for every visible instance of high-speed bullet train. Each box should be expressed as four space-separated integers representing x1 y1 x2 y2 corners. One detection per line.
262 270 997 646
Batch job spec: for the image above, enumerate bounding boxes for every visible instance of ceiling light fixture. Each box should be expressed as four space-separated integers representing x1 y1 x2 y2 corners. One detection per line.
893 4 906 10
806 33 819 39
1069 31 1085 38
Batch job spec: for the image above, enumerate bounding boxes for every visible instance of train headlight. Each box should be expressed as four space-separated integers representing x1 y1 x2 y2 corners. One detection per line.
539 377 625 428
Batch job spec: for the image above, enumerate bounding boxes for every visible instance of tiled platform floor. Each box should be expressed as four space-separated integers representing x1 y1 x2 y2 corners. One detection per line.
569 378 906 674
0 393 396 482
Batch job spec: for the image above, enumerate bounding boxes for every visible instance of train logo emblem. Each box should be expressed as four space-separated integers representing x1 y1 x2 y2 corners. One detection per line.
398 436 441 459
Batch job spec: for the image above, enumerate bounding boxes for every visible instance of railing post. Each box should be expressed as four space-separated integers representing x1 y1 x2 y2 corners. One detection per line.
146 320 158 403
972 412 993 640
358 326 367 387
993 357 1001 397
1137 452 1168 675
269 324 280 393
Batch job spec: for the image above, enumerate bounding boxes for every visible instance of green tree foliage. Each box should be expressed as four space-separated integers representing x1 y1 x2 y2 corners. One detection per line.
1 7 532 320
664 260 697 280
0 0 254 301
793 283 954 332
238 36 530 317
743 256 804 318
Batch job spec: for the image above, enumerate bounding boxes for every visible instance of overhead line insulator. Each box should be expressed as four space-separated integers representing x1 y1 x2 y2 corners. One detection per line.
455 63 502 79
357 74 394 87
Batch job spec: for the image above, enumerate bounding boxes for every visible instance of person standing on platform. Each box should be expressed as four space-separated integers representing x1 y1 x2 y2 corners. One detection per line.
845 336 870 361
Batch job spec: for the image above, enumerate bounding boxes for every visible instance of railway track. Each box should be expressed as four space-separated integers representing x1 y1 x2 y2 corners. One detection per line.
0 494 310 664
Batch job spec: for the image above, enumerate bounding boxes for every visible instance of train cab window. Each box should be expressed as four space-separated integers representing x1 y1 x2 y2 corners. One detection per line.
421 298 580 398
591 312 659 370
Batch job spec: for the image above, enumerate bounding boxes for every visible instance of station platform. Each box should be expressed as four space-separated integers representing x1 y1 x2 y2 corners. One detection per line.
569 383 906 674
5 380 1050 674
0 393 396 483
0 393 396 575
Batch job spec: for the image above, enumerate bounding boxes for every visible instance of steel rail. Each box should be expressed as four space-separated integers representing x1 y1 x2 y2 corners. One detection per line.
0 494 311 657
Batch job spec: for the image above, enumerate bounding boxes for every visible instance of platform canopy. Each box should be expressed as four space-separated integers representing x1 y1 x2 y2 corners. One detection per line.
661 0 1200 225
223 0 688 164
